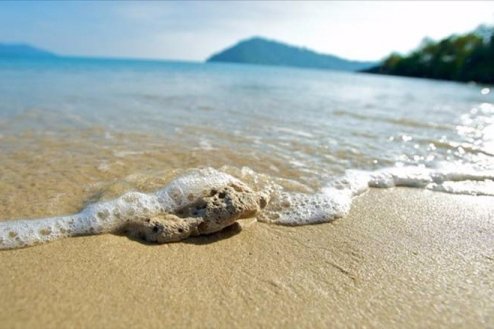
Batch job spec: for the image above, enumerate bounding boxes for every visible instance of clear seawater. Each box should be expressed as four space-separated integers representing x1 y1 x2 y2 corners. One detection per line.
0 56 493 244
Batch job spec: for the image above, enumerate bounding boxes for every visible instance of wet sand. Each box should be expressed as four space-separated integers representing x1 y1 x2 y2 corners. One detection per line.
0 188 493 328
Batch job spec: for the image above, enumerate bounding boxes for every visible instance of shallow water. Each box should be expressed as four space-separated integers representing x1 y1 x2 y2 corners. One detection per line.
0 57 493 239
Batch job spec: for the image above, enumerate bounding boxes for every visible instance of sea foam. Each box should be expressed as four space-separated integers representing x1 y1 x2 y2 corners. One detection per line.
258 164 494 225
0 168 263 249
1 165 493 249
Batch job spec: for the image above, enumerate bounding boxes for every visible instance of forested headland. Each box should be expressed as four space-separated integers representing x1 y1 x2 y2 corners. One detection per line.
365 25 494 84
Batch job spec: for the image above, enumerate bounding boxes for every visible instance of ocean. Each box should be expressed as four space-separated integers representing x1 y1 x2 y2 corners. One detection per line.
0 57 493 248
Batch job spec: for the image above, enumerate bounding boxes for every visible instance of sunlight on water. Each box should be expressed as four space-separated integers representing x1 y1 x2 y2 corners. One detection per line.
0 57 493 241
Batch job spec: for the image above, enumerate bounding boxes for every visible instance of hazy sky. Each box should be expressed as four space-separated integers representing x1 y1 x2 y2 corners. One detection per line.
0 1 493 61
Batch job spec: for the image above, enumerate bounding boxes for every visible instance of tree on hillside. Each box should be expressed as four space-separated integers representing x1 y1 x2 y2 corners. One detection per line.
365 25 494 84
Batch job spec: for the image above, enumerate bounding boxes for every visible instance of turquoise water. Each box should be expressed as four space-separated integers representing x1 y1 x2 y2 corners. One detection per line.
1 56 492 176
0 56 493 247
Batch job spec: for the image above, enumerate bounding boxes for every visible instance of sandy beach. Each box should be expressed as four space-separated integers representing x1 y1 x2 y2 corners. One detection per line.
2 2 493 328
0 187 492 328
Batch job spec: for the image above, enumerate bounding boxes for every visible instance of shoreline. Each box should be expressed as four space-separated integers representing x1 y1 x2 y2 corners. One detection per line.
0 187 493 328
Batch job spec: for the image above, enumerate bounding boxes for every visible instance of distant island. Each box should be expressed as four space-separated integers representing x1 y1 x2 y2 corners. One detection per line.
207 37 376 71
364 25 494 84
0 43 56 58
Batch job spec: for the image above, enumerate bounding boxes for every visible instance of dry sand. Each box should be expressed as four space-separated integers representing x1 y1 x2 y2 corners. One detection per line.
0 188 493 329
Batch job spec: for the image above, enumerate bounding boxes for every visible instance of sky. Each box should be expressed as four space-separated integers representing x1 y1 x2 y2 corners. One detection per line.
0 1 493 62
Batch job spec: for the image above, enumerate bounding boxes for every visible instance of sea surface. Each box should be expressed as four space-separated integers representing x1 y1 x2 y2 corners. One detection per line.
0 57 493 247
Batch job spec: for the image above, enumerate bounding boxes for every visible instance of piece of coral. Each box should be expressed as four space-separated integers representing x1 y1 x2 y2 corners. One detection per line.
123 183 265 243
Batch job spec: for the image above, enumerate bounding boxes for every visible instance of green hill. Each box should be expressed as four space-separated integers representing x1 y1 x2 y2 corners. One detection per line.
207 37 376 71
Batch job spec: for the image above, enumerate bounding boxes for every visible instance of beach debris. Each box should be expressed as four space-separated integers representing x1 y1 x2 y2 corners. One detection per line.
123 184 263 243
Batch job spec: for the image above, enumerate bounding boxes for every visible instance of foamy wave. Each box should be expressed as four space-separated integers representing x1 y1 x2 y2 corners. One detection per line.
0 168 263 250
258 189 352 225
366 165 494 194
1 165 493 249
259 164 494 225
